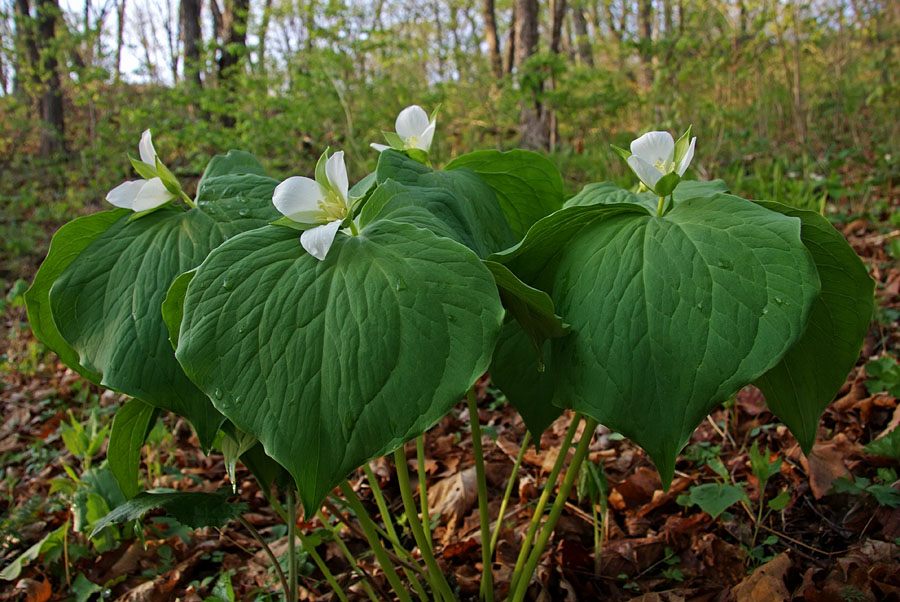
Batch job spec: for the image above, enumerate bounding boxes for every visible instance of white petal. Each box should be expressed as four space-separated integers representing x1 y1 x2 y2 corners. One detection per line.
273 176 325 223
300 221 342 261
676 137 697 176
395 105 430 139
417 121 436 151
630 131 675 167
139 129 157 165
326 151 349 202
131 177 173 211
106 180 146 209
627 155 664 191
370 143 390 152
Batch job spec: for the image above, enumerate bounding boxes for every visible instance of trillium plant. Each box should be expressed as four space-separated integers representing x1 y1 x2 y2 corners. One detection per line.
26 115 873 602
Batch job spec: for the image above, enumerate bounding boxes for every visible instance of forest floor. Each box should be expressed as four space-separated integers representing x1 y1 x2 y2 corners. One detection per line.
1 190 899 602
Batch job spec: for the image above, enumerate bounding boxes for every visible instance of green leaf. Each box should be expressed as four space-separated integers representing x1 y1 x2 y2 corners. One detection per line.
108 399 157 499
864 355 900 397
175 221 504 514
654 173 681 197
46 170 279 450
71 573 102 602
129 156 158 180
445 149 565 238
865 427 900 460
490 321 561 444
867 484 900 508
221 428 257 492
767 490 790 511
679 483 749 519
199 150 269 184
749 441 782 486
155 157 182 197
752 201 875 453
496 196 819 486
162 270 196 349
0 523 67 581
673 125 693 165
90 489 246 537
373 150 517 257
610 144 631 162
25 210 124 382
672 179 728 203
349 172 377 203
382 131 405 148
483 260 568 354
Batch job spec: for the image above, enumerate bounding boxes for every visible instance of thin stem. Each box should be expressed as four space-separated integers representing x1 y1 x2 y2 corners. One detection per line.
656 195 665 216
348 218 359 236
318 510 381 602
300 530 351 602
180 190 196 208
287 488 298 602
239 515 291 597
339 480 415 602
394 447 457 602
416 435 432 554
359 466 431 601
509 415 580 594
511 417 598 602
489 430 530 559
466 387 494 602
591 503 601 578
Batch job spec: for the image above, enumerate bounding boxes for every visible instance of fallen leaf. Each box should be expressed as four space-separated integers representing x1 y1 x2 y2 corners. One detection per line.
428 466 477 527
730 552 791 602
15 578 51 602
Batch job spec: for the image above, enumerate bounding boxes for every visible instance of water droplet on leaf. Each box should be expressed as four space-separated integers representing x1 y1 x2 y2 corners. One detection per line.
238 208 250 217
214 388 223 399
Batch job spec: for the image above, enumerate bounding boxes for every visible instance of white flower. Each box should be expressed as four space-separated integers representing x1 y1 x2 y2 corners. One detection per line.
273 150 356 261
106 130 175 212
370 105 437 153
622 128 696 194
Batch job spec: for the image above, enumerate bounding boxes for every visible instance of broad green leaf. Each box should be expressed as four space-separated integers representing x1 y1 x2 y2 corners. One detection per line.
672 179 728 202
47 172 279 449
25 210 124 382
90 489 246 536
175 221 504 514
565 179 727 214
0 524 67 581
349 172 377 201
162 270 196 349
752 201 874 453
483 260 568 354
497 195 819 485
678 483 749 518
445 149 565 238
865 428 900 460
108 399 157 499
199 149 269 184
374 150 516 256
490 321 561 444
71 573 102 602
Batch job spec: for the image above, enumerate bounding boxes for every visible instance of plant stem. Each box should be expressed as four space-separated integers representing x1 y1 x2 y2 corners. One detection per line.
489 430 530 560
466 387 495 602
656 195 666 216
287 488 298 602
300 530 351 602
339 480 415 602
393 447 457 602
318 510 381 602
510 417 598 602
508 415 580 594
416 435 432 554
360 465 431 601
239 515 291 597
348 218 359 236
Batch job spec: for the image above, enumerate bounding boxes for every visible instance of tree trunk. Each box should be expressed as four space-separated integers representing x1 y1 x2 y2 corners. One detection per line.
572 0 593 66
13 0 40 98
483 0 502 77
514 0 548 150
36 0 66 156
257 0 273 73
637 0 653 91
217 0 250 127
550 0 567 54
181 0 202 87
115 0 126 80
504 1 516 74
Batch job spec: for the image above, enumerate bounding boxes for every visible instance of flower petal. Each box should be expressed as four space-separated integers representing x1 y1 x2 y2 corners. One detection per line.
325 151 349 202
131 177 173 211
417 121 436 151
630 131 675 167
139 129 157 166
300 221 342 261
627 155 664 191
106 180 146 209
370 143 390 152
676 137 697 176
273 176 326 223
395 105 430 139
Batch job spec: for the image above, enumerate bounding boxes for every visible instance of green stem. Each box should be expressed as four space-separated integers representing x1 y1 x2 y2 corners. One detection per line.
394 447 457 602
287 488 298 602
591 503 601 578
300 530 350 602
511 417 598 602
239 515 291 597
416 435 432 555
509 415 580 594
339 480 415 602
656 195 665 216
318 510 380 602
490 430 530 559
360 466 431 601
466 387 494 602
348 218 359 236
180 190 196 208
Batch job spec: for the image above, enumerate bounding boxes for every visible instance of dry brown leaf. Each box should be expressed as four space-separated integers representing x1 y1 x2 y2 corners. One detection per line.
802 435 857 499
15 578 51 602
428 466 477 527
730 552 791 602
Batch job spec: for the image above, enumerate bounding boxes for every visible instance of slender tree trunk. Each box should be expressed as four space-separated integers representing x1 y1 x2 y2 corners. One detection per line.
217 0 250 127
13 0 40 98
572 0 593 66
181 0 202 87
504 1 516 74
483 0 502 77
257 0 273 73
637 0 653 91
514 0 547 150
36 0 66 156
115 0 126 80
